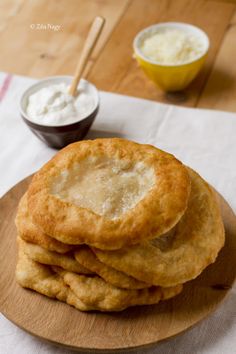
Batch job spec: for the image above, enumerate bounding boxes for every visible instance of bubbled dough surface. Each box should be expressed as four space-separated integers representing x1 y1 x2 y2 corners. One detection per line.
51 157 155 219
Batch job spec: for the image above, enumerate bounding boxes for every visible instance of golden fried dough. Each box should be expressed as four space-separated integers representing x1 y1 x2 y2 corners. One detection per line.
16 246 95 311
74 246 150 289
27 138 190 249
15 192 73 254
19 238 92 274
93 168 225 287
54 267 183 312
16 246 68 301
16 245 182 312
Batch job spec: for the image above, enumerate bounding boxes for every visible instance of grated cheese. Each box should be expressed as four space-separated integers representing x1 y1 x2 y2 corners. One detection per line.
140 28 205 65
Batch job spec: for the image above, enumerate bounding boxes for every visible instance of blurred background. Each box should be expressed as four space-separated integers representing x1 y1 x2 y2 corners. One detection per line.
1 0 236 111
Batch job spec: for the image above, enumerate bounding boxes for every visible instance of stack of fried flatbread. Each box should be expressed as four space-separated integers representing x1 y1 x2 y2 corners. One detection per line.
15 138 225 312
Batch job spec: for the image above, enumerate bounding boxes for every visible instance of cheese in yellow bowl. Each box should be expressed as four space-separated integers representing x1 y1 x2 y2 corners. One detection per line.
133 22 209 92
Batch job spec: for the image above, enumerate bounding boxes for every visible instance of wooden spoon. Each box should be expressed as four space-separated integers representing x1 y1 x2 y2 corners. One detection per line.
69 16 105 96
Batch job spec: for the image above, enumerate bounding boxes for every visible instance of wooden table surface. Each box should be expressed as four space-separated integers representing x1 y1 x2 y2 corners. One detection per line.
1 0 236 112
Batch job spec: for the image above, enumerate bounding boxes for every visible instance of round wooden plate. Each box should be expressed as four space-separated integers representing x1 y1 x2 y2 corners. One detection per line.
0 177 236 352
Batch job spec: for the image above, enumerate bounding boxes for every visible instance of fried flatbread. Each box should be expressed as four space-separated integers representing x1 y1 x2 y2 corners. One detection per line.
27 138 190 249
15 192 74 253
19 237 92 274
54 267 183 312
74 246 150 289
16 246 183 312
16 247 94 311
93 168 225 287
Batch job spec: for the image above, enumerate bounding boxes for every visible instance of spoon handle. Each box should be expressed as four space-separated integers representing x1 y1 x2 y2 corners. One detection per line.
69 16 105 96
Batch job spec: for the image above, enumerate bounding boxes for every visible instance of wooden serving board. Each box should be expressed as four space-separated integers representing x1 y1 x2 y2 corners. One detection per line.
0 177 236 352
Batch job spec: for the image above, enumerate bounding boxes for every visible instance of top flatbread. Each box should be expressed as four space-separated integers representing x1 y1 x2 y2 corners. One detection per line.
27 138 190 250
93 168 225 287
15 192 74 254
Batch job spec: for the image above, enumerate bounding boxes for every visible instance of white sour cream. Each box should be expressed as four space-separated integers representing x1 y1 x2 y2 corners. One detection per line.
26 81 96 126
140 28 205 65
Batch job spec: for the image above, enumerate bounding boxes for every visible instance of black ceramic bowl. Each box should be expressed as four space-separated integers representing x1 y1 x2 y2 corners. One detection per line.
20 76 99 149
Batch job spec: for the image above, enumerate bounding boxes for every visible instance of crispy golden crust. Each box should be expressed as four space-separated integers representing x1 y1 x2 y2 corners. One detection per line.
93 168 225 287
74 246 150 289
18 237 92 274
16 245 183 312
27 138 190 249
16 245 69 301
54 267 183 312
15 192 73 254
16 246 94 311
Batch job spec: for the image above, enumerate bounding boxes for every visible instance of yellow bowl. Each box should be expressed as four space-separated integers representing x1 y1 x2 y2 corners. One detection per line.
133 22 209 92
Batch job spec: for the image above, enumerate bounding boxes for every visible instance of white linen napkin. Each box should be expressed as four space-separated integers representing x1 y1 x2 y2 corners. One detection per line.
0 72 235 354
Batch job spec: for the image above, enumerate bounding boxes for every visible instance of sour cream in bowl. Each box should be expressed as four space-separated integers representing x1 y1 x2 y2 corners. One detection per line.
20 76 99 148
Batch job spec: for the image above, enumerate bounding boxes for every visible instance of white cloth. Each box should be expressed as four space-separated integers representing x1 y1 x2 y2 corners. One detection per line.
0 72 235 354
